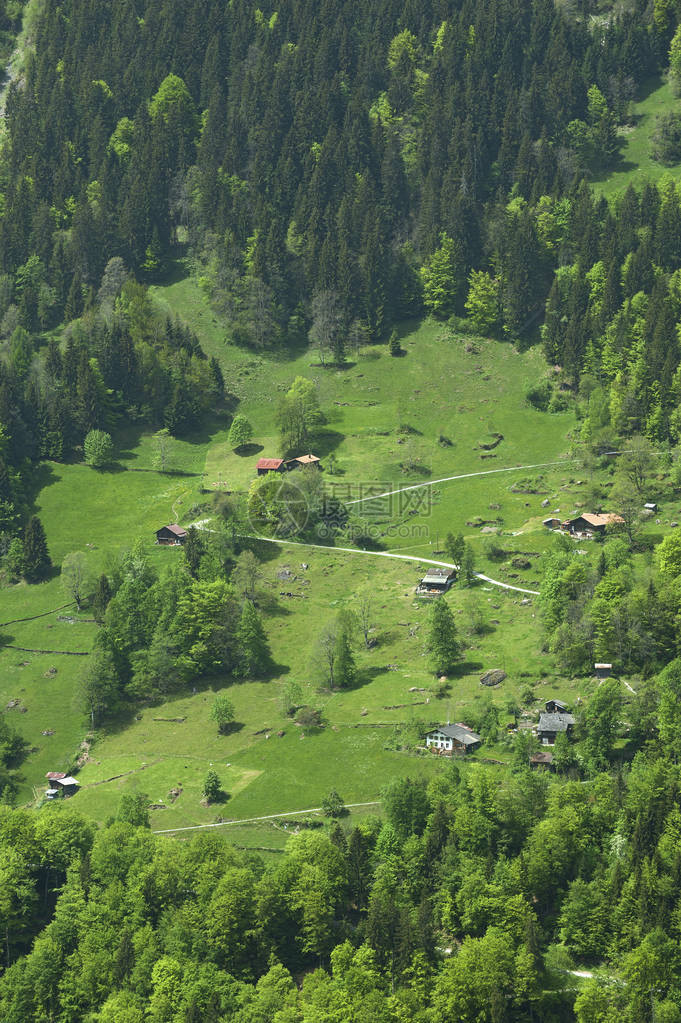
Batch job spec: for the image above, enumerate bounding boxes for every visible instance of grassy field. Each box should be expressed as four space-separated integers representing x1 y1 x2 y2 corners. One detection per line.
0 267 619 841
594 76 681 198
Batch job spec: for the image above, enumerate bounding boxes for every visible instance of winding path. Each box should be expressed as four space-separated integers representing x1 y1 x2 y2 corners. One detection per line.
244 535 540 596
344 458 579 506
153 800 382 835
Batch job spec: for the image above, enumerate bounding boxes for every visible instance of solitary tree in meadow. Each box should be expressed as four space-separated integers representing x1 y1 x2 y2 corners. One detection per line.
228 414 253 450
210 694 235 734
427 599 460 676
61 552 96 609
203 770 222 803
84 429 114 468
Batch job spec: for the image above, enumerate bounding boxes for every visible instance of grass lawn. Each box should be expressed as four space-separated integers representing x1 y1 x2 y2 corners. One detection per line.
0 264 635 842
593 76 681 199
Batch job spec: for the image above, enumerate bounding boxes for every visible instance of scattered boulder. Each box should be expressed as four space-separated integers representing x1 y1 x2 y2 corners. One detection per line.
541 498 550 507
480 669 507 687
512 556 531 569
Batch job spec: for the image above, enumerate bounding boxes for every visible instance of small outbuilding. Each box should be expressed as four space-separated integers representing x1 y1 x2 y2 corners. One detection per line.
256 457 286 475
425 723 481 755
156 524 188 545
594 662 613 680
530 751 554 770
543 517 562 530
545 698 569 714
644 502 658 513
537 712 575 745
286 454 321 470
417 567 457 595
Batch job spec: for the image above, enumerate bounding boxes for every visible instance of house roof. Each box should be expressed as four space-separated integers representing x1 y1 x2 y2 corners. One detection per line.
575 512 624 527
421 568 456 585
257 458 284 470
428 723 481 745
530 751 554 764
595 663 612 670
547 699 569 711
55 776 80 787
46 771 66 781
291 454 320 465
159 523 187 537
538 712 574 732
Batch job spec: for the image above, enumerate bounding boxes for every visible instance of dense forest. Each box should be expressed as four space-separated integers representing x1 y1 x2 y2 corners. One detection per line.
2 740 681 1021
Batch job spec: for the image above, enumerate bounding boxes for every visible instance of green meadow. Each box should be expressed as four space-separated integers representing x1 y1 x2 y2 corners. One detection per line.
0 268 614 838
594 76 681 198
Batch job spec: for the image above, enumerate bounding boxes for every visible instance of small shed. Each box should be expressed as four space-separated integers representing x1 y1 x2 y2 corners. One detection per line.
286 454 321 470
256 458 285 475
417 567 457 595
530 751 554 770
425 723 481 755
537 712 574 745
545 698 569 714
594 662 613 680
644 502 658 513
543 517 562 530
156 524 188 546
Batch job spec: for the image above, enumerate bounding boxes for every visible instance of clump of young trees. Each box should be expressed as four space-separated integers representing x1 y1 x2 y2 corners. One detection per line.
79 536 273 726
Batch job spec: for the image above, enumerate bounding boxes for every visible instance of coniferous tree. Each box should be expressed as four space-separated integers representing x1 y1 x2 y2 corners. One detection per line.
23 516 51 581
93 574 112 623
427 599 460 676
334 624 356 689
237 600 271 677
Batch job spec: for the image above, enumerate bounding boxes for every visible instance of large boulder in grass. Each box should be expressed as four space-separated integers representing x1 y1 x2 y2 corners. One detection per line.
480 669 506 687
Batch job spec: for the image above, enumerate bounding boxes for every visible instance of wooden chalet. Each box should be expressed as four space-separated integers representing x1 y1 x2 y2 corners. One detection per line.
567 512 624 537
595 662 613 680
156 524 188 545
416 567 457 595
45 772 80 798
425 723 481 755
537 711 575 745
256 458 285 475
286 453 321 470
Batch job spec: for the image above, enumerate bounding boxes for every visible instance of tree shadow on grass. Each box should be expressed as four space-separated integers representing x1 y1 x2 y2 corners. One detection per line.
451 659 485 676
346 664 394 691
24 462 59 513
218 721 245 737
305 429 345 460
234 443 264 457
257 594 294 618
